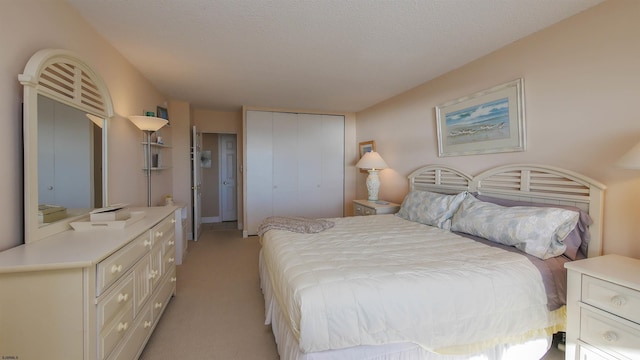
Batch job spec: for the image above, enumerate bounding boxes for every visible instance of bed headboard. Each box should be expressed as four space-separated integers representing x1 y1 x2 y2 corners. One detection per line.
408 164 606 258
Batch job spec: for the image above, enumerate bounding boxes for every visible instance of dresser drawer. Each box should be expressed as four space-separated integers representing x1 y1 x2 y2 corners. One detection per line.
578 345 617 360
106 306 153 360
354 204 374 216
98 301 134 360
580 307 640 359
97 232 152 296
151 269 176 322
153 215 176 243
97 273 134 332
583 275 640 324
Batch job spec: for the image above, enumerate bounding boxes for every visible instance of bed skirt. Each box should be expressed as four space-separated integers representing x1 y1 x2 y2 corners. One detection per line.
259 250 554 360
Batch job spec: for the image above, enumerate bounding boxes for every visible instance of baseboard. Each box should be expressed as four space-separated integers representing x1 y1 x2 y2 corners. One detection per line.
202 216 220 223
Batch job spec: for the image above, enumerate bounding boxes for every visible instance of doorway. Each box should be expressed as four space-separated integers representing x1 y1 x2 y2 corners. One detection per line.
200 133 238 225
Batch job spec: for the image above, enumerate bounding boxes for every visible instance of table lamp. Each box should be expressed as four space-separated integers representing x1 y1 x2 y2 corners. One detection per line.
356 151 388 201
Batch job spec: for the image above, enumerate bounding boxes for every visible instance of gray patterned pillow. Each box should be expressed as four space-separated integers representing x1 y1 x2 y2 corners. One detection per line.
451 195 579 260
396 190 468 229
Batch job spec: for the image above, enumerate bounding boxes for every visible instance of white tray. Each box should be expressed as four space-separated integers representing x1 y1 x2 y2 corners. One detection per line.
70 211 145 231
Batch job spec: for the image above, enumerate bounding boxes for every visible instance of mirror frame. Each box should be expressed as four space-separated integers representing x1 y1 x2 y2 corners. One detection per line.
19 49 114 243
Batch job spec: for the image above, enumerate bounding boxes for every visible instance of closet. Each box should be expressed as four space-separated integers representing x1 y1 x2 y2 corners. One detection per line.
245 110 344 236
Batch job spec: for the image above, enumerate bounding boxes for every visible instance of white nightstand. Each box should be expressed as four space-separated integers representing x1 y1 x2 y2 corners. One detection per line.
564 254 640 360
353 199 400 216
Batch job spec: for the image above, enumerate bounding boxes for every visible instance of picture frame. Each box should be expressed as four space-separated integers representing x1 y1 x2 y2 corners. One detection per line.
358 140 375 173
435 78 525 157
156 106 169 125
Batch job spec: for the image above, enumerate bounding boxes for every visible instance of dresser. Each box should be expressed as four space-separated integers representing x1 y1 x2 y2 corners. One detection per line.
564 254 640 360
0 206 179 360
353 199 400 216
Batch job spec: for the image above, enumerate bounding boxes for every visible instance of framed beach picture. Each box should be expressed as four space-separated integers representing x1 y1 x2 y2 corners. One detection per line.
358 140 375 173
435 78 525 157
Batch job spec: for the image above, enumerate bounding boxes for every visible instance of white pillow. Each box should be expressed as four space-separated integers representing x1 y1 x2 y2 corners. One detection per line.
451 196 579 259
396 190 467 229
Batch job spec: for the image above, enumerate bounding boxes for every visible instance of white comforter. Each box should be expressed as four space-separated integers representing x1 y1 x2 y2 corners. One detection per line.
261 215 563 354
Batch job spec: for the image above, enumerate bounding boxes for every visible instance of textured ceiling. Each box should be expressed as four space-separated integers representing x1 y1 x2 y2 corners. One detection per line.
66 0 603 112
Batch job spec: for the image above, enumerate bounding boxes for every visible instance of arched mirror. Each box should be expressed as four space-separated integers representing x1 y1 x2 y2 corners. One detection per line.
20 49 114 243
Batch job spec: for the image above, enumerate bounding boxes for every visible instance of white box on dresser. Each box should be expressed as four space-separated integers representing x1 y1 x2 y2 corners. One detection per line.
0 206 180 360
565 254 640 360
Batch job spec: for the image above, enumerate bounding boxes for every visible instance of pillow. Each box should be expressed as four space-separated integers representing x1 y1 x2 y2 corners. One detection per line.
396 190 467 229
451 195 580 260
475 194 593 260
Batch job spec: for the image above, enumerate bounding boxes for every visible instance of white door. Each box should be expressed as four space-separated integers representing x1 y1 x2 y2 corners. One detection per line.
191 126 202 241
219 134 237 222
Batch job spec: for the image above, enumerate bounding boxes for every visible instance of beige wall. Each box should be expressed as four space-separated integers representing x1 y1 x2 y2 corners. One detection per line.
0 0 171 250
356 0 640 258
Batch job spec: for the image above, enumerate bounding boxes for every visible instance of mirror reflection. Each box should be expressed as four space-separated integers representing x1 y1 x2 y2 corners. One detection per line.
37 94 103 225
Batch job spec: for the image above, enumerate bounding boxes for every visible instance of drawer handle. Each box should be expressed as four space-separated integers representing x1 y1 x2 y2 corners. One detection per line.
117 293 129 303
117 322 129 332
149 270 159 279
611 295 627 307
168 240 175 246
171 218 176 224
110 264 123 274
155 302 163 309
156 231 164 238
143 239 153 248
144 320 152 328
602 331 619 343
168 257 175 263
171 276 177 282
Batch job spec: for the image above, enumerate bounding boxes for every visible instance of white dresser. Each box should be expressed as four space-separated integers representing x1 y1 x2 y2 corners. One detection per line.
0 206 180 360
565 254 640 360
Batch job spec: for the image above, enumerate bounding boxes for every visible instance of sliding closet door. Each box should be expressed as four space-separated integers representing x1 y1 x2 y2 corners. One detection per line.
245 110 344 236
297 114 344 218
272 112 299 217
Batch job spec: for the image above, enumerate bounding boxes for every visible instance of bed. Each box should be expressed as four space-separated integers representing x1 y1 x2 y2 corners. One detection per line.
259 164 606 360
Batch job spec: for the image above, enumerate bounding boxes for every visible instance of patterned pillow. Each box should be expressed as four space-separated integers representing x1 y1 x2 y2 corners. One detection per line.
451 195 580 260
396 190 468 229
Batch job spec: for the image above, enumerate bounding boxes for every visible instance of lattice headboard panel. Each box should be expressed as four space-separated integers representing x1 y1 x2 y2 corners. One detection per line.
407 164 606 257
408 165 472 194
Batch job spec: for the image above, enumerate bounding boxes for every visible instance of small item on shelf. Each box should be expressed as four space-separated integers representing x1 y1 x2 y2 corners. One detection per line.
38 204 67 224
156 136 163 145
165 195 174 206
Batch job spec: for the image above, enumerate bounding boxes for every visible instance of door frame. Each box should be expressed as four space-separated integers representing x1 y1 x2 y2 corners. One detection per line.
218 133 238 223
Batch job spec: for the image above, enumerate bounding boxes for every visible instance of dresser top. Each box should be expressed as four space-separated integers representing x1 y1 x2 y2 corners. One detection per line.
0 206 177 274
565 254 640 290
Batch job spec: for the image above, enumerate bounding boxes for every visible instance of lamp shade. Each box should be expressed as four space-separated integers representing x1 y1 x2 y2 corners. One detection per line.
128 115 168 132
617 142 640 169
355 151 388 170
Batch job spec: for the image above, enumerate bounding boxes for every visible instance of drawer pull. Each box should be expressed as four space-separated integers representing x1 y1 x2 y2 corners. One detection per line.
143 239 152 248
610 295 627 307
171 276 177 282
171 218 176 224
110 264 123 274
156 231 164 238
149 270 158 279
602 331 619 343
117 322 129 332
168 257 175 263
168 240 175 246
117 293 129 303
154 302 163 309
144 320 152 328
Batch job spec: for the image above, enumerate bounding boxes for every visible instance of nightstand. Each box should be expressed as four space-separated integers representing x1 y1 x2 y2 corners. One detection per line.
564 254 640 360
353 199 400 216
